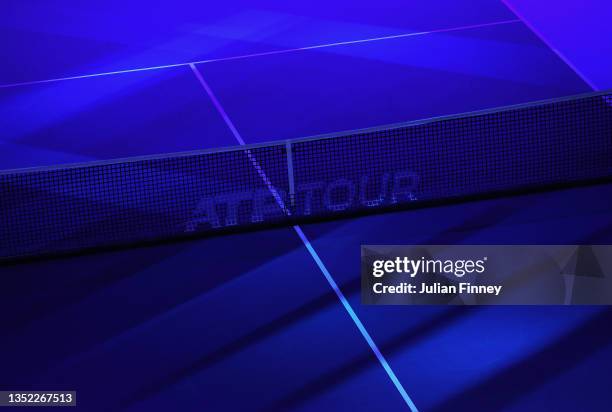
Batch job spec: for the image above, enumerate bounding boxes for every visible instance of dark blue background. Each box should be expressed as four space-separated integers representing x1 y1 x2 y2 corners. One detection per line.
2 1 612 411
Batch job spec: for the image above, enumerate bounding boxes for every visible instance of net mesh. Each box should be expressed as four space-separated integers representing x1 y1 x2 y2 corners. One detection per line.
2 92 612 259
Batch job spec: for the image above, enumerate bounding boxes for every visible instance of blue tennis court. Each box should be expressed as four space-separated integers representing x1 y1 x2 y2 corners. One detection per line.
2 1 612 411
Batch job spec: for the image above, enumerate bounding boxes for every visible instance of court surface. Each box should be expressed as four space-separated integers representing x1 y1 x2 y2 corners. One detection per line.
2 2 612 411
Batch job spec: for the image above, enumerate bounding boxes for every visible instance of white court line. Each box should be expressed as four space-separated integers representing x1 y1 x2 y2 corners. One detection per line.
189 63 419 411
501 0 598 90
0 19 520 89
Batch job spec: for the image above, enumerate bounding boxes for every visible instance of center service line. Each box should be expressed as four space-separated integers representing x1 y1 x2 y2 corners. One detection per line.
189 63 419 412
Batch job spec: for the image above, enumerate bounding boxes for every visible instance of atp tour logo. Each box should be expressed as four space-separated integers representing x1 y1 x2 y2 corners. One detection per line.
184 170 419 231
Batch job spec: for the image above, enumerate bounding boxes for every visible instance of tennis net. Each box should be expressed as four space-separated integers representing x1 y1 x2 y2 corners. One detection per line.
2 91 612 260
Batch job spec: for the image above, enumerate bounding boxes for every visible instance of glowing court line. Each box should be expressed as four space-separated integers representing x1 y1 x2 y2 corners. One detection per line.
190 63 419 411
189 63 245 145
1 19 520 89
189 63 289 212
293 225 419 412
501 0 598 90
